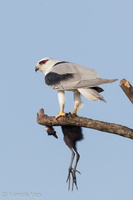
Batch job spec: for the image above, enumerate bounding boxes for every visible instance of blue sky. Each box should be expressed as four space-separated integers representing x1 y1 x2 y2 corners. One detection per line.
0 0 133 199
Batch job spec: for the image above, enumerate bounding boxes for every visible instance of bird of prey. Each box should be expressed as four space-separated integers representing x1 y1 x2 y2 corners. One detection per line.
35 57 117 118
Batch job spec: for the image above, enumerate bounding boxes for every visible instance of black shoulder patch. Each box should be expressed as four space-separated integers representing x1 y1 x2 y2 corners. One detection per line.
53 61 69 67
45 72 74 86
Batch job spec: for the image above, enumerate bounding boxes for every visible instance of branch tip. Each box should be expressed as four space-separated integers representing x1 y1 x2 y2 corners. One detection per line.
39 108 45 117
120 79 130 88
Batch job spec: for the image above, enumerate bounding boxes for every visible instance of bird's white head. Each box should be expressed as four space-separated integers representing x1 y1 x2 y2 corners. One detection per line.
35 57 59 75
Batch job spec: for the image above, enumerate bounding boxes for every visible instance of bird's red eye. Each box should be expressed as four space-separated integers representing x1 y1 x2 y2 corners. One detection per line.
39 59 48 65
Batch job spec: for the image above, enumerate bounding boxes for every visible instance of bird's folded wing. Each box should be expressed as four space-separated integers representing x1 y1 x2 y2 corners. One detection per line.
51 78 118 90
74 78 118 88
51 62 98 79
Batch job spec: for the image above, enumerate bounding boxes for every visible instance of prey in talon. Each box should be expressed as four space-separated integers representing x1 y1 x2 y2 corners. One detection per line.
45 125 83 190
61 125 83 190
35 57 118 189
45 126 58 139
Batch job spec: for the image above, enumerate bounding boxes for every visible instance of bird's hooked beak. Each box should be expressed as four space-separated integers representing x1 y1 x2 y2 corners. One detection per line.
35 66 39 72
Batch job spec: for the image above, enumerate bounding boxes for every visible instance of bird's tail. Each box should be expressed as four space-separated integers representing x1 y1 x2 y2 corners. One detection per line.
78 88 106 102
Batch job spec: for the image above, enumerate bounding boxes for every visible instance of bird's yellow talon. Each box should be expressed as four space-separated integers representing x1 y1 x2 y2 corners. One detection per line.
55 112 66 119
72 102 80 114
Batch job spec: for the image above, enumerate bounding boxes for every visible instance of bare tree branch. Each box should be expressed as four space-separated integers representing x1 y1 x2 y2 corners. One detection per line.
120 79 133 104
37 109 133 140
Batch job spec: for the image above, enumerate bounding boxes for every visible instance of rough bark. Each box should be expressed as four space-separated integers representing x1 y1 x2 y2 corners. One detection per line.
37 109 133 140
120 79 133 104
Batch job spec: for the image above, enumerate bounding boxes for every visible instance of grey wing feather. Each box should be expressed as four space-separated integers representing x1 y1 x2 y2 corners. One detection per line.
74 78 118 89
51 78 118 90
49 62 117 90
51 62 98 79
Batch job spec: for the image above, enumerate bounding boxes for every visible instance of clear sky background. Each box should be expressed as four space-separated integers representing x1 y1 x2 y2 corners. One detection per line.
0 0 133 199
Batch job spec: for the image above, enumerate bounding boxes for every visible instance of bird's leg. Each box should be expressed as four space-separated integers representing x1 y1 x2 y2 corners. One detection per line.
71 150 80 190
55 90 66 118
66 149 75 190
66 149 81 190
72 91 82 114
